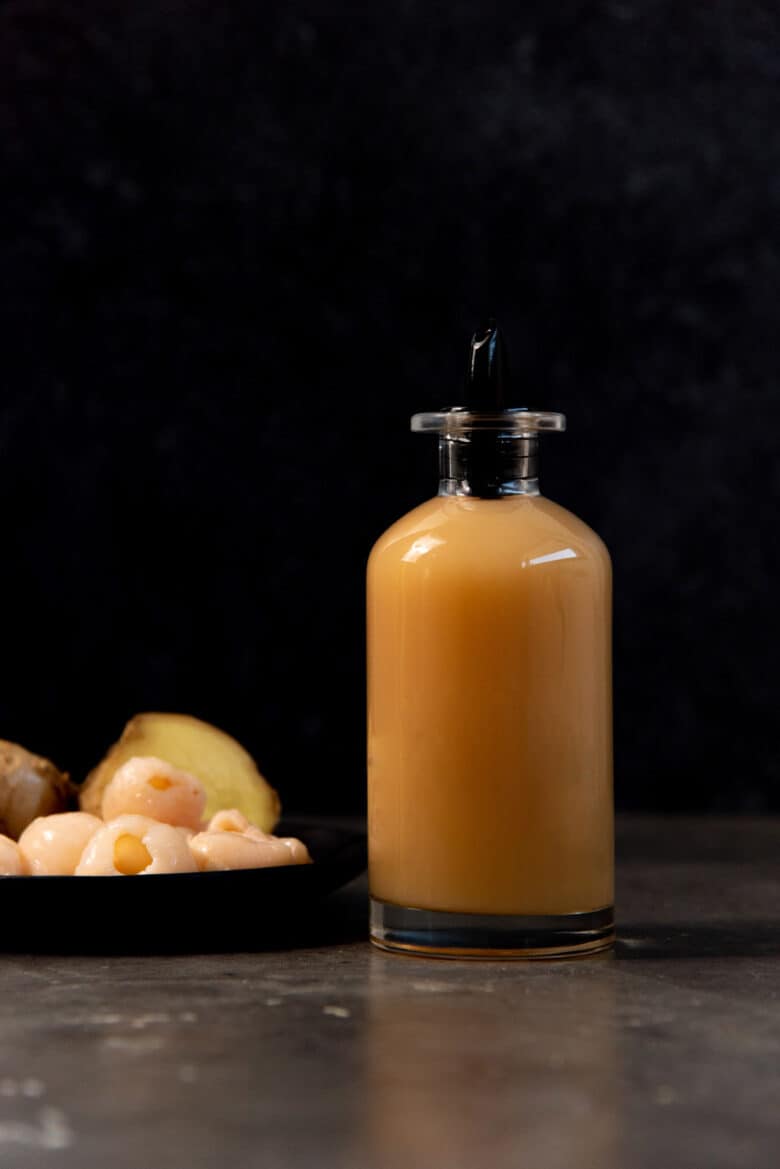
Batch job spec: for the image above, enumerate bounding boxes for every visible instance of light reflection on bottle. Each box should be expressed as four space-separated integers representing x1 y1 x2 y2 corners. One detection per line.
528 547 578 566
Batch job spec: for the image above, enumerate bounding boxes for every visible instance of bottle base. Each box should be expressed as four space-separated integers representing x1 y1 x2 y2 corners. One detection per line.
370 898 615 960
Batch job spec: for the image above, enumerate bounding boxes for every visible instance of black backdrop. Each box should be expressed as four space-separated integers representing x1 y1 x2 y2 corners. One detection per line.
0 1 777 813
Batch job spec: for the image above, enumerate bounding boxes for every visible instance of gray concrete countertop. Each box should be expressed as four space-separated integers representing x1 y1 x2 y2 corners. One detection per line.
1 817 778 1169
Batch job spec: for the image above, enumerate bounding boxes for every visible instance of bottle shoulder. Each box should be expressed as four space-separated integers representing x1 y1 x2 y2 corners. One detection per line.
369 494 610 571
530 496 612 565
369 498 447 558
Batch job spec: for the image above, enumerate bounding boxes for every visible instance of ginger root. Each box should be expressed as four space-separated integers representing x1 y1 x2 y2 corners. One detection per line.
0 740 73 839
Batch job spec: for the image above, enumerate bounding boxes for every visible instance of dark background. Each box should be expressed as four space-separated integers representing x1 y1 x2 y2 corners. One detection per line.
0 0 777 813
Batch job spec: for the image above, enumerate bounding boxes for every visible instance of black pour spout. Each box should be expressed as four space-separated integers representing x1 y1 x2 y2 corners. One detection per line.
440 319 535 496
463 319 511 412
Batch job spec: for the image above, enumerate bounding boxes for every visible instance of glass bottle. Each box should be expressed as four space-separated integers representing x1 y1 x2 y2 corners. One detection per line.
367 322 614 958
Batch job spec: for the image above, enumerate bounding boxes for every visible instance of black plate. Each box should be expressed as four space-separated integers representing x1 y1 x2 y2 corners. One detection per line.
0 819 367 953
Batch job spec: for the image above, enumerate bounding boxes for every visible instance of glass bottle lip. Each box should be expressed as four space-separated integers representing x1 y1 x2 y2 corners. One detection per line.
411 408 566 435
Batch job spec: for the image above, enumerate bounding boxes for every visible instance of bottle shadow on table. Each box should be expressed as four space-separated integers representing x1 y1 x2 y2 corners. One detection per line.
616 921 780 960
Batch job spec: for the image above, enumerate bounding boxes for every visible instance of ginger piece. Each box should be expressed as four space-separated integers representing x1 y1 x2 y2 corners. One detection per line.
0 740 73 840
79 713 280 832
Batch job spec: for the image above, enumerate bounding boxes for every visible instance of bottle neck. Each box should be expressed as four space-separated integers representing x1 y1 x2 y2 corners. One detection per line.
438 433 540 498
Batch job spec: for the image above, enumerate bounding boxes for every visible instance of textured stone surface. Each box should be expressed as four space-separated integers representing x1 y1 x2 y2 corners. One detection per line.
0 817 778 1168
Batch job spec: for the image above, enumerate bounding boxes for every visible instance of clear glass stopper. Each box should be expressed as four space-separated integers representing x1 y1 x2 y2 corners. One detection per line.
411 409 566 435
